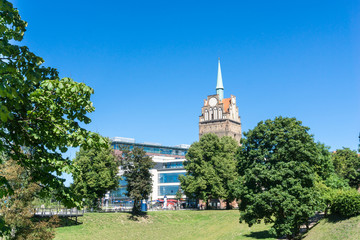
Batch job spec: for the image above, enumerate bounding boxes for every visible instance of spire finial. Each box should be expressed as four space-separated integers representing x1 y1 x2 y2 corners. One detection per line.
216 58 224 100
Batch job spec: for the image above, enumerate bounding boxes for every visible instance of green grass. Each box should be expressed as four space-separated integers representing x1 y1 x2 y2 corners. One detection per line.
55 210 276 240
303 214 360 240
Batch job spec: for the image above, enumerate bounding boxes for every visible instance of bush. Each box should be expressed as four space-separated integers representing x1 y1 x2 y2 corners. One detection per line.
324 173 350 190
331 189 360 217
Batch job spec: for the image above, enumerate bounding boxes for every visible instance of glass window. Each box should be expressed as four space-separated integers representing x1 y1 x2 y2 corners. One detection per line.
110 187 127 198
111 143 188 156
163 162 184 169
159 172 185 183
158 185 180 196
119 177 127 186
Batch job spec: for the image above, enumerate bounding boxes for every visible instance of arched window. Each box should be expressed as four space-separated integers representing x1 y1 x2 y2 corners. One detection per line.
205 110 208 121
209 108 213 120
218 108 222 119
214 107 217 119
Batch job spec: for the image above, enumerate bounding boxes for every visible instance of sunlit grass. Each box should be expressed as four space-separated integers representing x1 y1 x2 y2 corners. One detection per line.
55 210 276 240
303 214 360 240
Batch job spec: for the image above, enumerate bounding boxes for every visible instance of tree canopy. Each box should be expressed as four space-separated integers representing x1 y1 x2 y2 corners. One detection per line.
120 146 155 212
237 117 320 239
0 0 104 206
332 148 360 188
0 159 58 239
179 134 238 208
72 139 120 209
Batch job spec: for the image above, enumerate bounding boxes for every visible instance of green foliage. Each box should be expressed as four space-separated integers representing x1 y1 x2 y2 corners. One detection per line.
331 189 360 217
175 189 182 201
179 134 238 208
314 142 334 180
0 160 58 239
121 147 155 212
72 139 120 209
237 117 320 238
324 173 350 190
0 0 105 206
332 148 360 188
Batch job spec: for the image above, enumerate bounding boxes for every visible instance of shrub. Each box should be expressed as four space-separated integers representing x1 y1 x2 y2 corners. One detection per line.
330 189 360 217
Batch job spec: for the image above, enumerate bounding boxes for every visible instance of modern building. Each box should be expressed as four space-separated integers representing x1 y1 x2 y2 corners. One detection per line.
199 58 242 143
109 137 190 207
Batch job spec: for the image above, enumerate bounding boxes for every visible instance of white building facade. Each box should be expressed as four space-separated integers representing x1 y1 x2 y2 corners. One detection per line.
109 137 190 206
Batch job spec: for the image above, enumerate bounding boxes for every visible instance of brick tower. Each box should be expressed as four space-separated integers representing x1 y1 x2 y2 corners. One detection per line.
199 59 241 144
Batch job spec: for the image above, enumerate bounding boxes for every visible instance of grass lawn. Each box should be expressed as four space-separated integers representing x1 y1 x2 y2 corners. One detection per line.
55 210 276 240
303 214 360 240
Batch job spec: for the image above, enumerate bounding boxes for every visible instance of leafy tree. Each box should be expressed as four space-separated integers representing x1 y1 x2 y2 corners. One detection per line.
314 142 334 180
332 148 360 188
237 117 319 239
72 139 120 209
0 0 104 205
175 189 182 209
121 147 155 212
313 144 350 217
0 160 59 239
179 134 238 209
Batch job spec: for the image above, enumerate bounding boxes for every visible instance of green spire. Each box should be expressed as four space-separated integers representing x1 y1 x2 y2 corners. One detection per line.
216 58 224 100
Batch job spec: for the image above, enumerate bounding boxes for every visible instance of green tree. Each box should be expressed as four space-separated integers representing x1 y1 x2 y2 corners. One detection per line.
0 0 104 206
332 148 360 189
179 134 238 209
175 189 182 209
314 142 334 180
237 117 319 239
0 160 59 239
72 139 120 209
121 147 155 212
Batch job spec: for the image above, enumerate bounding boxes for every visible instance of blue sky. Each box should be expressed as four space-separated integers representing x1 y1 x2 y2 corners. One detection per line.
11 1 360 179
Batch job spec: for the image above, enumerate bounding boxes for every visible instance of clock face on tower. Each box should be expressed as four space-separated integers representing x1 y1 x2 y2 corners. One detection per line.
209 97 218 107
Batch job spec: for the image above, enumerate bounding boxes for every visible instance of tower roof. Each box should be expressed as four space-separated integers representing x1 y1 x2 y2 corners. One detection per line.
216 58 224 90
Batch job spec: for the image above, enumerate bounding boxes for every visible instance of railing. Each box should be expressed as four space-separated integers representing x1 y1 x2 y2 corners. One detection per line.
34 208 84 217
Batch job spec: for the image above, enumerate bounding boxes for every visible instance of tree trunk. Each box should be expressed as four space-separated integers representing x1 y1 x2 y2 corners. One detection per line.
226 199 231 210
133 199 139 213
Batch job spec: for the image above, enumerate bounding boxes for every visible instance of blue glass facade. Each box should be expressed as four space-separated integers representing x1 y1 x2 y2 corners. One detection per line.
112 142 188 156
119 177 127 186
110 187 127 198
163 162 184 169
159 172 185 183
158 185 180 196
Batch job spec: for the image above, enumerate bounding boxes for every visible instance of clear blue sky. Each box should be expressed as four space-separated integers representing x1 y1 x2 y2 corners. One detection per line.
12 1 359 158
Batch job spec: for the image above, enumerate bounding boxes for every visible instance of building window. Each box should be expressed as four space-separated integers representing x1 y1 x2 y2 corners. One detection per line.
214 107 217 119
163 162 184 169
209 108 213 120
159 172 185 183
205 110 208 121
158 185 180 196
219 108 222 119
119 177 127 186
110 187 127 198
